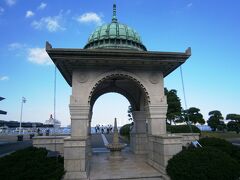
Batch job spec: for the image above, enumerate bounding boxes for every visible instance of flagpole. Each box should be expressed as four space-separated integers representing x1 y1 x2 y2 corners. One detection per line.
19 97 26 135
53 65 57 153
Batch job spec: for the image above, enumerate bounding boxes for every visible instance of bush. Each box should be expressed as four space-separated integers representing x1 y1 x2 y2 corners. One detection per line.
120 123 132 138
167 147 240 180
199 137 240 164
0 147 65 180
167 125 200 133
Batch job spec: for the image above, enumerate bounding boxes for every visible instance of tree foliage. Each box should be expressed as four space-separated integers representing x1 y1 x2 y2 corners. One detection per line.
165 88 182 125
225 114 240 133
120 123 132 139
226 114 240 123
182 107 205 125
127 105 133 121
207 110 224 131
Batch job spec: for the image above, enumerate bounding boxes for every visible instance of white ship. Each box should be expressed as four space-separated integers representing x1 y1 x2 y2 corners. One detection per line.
45 114 61 128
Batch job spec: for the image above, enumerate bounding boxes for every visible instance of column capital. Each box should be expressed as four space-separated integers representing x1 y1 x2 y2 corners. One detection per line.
69 104 90 110
146 104 167 119
146 104 168 109
69 104 90 118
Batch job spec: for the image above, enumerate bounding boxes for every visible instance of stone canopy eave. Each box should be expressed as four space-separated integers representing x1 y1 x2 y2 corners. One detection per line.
46 42 191 87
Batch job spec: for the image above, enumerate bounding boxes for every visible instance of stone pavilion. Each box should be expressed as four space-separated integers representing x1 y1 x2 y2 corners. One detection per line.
45 4 193 180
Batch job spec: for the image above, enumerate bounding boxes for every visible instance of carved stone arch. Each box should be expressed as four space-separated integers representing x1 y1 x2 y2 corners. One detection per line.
90 86 138 112
88 70 151 106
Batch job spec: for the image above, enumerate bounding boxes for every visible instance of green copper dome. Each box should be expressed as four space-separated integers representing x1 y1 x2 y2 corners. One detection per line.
84 4 147 51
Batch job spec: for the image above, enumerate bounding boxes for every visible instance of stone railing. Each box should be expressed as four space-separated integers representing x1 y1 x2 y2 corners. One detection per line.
32 136 68 156
178 133 200 146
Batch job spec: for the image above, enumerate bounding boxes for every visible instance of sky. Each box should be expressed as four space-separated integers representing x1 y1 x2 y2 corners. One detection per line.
0 0 240 127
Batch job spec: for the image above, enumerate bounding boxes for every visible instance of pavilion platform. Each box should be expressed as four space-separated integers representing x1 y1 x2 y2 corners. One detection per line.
89 147 164 180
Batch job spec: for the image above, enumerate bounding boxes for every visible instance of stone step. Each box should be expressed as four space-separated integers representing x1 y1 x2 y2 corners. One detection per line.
91 176 163 180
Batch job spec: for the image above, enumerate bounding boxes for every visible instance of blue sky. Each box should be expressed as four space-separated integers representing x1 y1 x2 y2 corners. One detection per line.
0 0 240 127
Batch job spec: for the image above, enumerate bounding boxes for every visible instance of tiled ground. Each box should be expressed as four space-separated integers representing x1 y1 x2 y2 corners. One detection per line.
89 148 163 180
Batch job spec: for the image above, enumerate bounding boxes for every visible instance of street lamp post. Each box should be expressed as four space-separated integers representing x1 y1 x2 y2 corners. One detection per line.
19 97 26 135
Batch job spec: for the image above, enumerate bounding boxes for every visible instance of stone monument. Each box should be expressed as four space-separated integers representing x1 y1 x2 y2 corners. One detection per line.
106 118 126 159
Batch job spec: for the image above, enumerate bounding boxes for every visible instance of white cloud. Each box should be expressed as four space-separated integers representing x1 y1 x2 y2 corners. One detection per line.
26 10 34 18
5 0 16 6
8 42 26 50
76 12 103 25
187 3 193 8
32 14 65 32
27 48 52 65
38 2 47 10
0 76 9 81
0 7 4 15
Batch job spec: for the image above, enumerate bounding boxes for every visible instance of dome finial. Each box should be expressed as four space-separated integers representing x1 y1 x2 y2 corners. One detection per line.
112 4 117 23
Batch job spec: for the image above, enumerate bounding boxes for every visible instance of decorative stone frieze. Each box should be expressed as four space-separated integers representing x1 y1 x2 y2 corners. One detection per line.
69 104 90 118
77 72 89 83
149 72 161 84
87 70 151 104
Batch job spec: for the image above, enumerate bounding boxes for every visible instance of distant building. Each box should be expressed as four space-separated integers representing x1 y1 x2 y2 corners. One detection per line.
0 97 7 115
0 120 50 128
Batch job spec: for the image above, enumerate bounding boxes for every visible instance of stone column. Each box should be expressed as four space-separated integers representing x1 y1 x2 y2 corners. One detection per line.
88 111 93 157
64 104 90 180
146 104 167 136
70 104 89 138
130 111 148 154
88 111 93 136
145 104 183 179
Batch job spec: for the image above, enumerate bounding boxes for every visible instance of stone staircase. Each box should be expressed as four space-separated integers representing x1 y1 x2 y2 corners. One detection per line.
90 176 163 180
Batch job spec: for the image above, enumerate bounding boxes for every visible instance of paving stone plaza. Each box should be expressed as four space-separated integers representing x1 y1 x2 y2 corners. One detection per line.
33 4 199 180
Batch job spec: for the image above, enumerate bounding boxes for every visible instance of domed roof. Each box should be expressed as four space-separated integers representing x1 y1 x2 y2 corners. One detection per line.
84 4 147 51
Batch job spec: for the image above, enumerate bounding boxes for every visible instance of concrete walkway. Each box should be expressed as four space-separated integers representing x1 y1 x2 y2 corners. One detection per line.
90 134 163 179
0 135 32 157
228 138 240 146
89 148 163 180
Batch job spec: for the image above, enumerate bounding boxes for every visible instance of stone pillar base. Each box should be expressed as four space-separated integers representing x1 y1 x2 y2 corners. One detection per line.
64 137 90 180
147 135 182 178
130 132 147 154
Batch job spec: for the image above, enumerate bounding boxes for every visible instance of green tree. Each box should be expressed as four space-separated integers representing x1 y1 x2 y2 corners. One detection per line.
227 121 240 134
165 88 182 125
182 107 205 125
226 114 240 133
226 114 240 123
128 105 133 121
207 110 224 131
